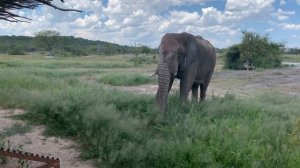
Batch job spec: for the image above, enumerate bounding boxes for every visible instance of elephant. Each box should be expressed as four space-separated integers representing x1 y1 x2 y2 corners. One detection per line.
154 32 216 112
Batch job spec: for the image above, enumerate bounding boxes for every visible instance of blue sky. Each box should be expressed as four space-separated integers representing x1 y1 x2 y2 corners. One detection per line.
0 0 300 48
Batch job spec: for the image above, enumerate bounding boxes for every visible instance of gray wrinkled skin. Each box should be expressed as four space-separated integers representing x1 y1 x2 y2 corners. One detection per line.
155 32 216 112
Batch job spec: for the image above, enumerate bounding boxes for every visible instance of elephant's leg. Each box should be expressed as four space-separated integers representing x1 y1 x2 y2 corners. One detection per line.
168 76 175 93
200 72 213 101
179 63 198 102
192 83 200 102
200 83 207 101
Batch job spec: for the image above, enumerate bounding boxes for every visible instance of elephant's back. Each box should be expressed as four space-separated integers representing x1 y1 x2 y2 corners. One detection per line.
194 37 216 83
196 38 216 67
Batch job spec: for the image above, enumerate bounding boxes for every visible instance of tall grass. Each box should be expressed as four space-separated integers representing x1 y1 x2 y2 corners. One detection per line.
1 57 300 167
99 73 155 86
0 60 134 69
19 90 300 167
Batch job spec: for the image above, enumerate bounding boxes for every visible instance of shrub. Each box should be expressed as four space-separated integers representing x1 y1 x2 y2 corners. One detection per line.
8 46 25 55
224 31 283 70
224 45 243 70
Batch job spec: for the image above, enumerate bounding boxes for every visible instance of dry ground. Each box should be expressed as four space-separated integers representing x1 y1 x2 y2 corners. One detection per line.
117 66 300 98
0 108 94 168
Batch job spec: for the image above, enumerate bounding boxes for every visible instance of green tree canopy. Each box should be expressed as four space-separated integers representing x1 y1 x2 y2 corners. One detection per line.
225 31 284 70
140 46 151 55
34 30 60 56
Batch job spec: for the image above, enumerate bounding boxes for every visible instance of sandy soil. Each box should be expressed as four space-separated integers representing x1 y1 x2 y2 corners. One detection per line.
0 108 95 168
117 66 300 97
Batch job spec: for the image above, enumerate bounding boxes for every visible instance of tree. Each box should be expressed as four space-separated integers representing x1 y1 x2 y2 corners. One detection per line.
0 0 81 22
141 46 151 55
239 31 283 70
34 30 60 56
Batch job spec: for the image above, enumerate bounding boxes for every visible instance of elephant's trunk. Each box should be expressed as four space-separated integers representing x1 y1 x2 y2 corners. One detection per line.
155 62 171 112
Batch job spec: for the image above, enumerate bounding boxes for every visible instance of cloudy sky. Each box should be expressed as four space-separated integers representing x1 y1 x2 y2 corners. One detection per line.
1 0 300 48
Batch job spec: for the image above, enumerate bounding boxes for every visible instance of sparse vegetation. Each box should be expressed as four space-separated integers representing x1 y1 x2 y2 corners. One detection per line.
1 123 31 137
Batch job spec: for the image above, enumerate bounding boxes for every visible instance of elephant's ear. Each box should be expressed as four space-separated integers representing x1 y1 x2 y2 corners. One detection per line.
177 45 187 72
181 36 199 71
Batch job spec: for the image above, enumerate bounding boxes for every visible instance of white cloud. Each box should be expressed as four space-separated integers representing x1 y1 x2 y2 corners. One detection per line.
169 11 200 25
73 14 99 27
281 23 300 30
225 0 275 15
265 28 274 32
0 0 291 48
291 34 300 38
280 0 287 5
273 8 295 21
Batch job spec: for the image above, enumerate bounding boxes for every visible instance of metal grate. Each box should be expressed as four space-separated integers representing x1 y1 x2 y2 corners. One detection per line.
0 148 60 168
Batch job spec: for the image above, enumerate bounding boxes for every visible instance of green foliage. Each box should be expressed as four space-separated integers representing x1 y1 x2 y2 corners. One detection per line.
18 89 300 168
0 36 35 54
0 35 156 56
239 31 283 69
224 45 243 70
7 45 26 55
140 46 151 55
1 123 31 137
34 30 60 56
99 73 154 86
224 31 283 70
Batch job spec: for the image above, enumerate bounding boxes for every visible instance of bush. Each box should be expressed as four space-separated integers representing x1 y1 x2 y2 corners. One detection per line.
224 31 283 70
224 45 243 70
8 46 25 55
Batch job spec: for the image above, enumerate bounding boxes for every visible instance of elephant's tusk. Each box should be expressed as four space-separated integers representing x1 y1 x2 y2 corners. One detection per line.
150 72 157 77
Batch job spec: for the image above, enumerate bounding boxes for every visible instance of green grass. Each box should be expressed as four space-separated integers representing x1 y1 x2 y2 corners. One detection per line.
0 60 133 69
283 54 300 62
16 90 300 168
1 123 31 137
1 54 300 167
99 73 155 86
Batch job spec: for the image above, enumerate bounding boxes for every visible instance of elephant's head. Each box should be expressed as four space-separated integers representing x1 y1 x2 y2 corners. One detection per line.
155 32 199 112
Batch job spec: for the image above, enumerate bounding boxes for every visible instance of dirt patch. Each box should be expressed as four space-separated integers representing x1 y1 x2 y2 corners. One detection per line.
0 108 95 168
116 67 300 97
